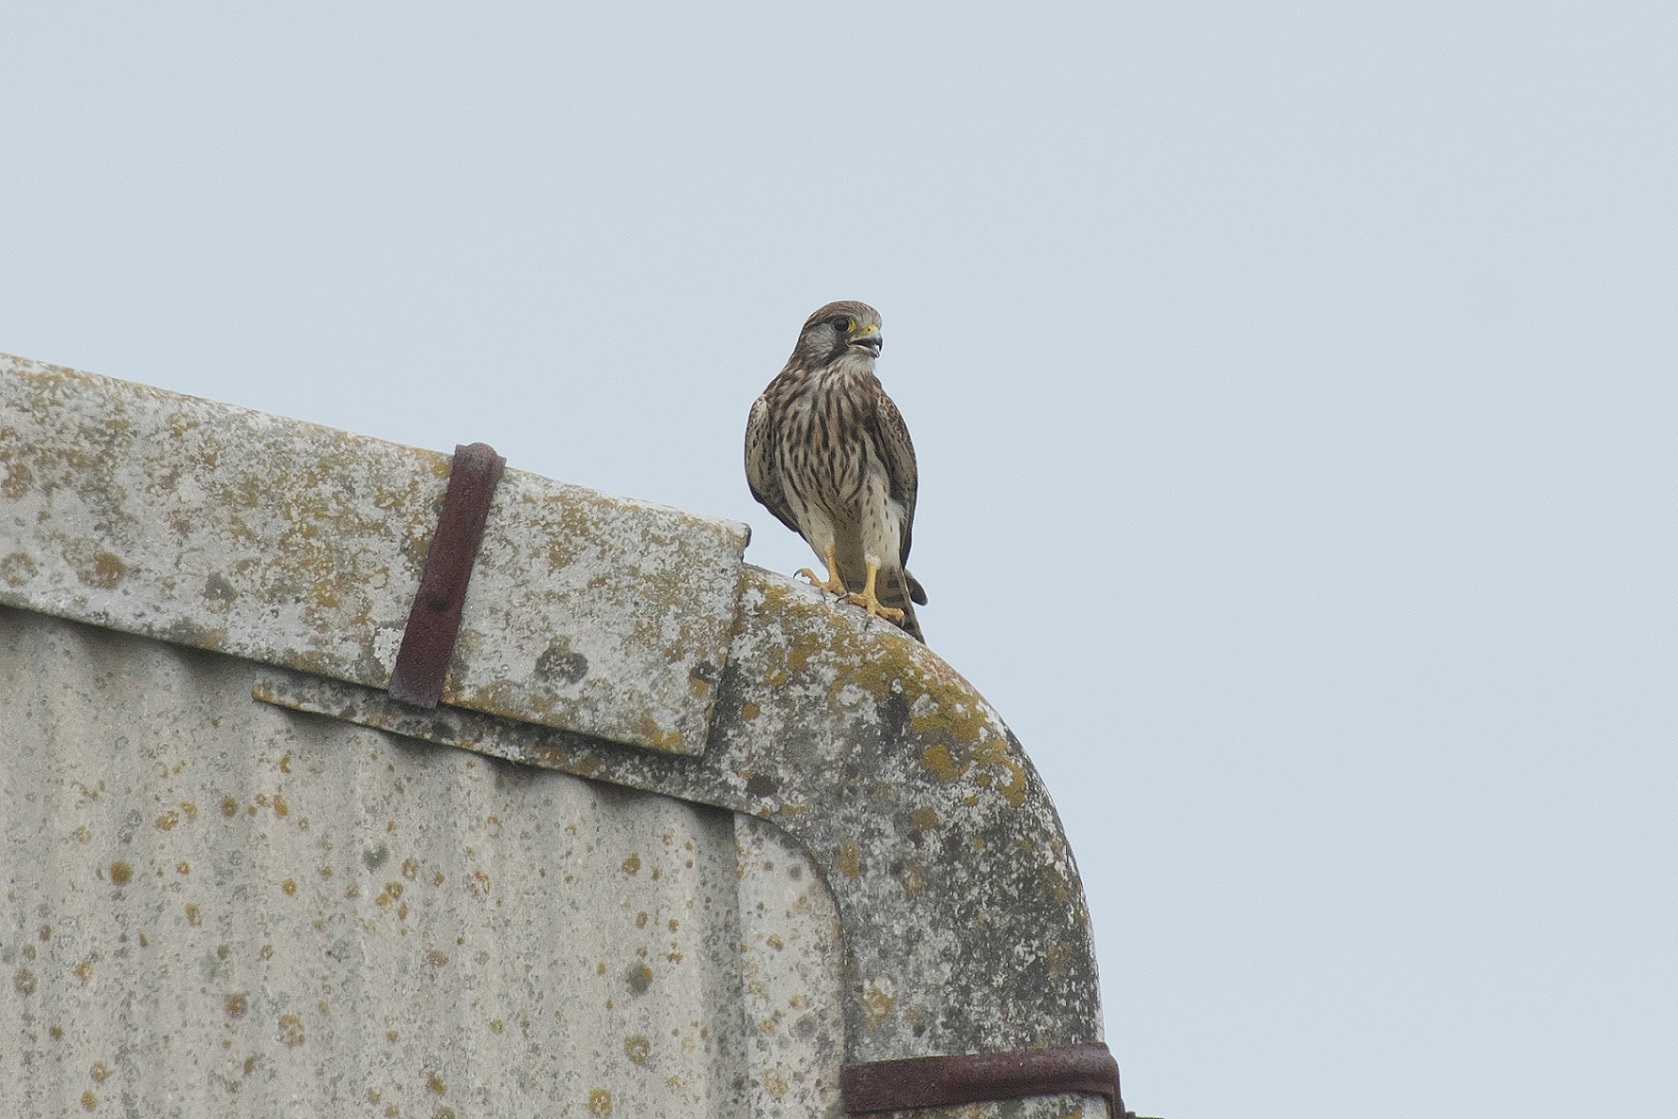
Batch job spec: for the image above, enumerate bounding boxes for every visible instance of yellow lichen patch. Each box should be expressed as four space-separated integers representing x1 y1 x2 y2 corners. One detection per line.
81 1090 95 1111
920 744 968 784
587 1088 614 1117
427 1073 446 1095
155 810 180 831
1043 866 1071 905
896 859 926 896
425 451 455 480
827 653 929 712
426 950 449 968
225 993 249 1018
0 550 39 587
1047 941 1074 978
628 719 683 754
89 1061 108 1083
909 697 990 747
281 879 297 895
623 1035 651 1065
834 842 861 878
860 981 896 1029
108 861 132 885
910 806 941 830
621 853 642 875
87 550 127 589
974 738 1028 807
219 796 238 817
185 904 202 927
762 1069 789 1099
1 460 33 499
279 1014 304 1047
739 701 760 720
751 576 799 616
785 630 826 675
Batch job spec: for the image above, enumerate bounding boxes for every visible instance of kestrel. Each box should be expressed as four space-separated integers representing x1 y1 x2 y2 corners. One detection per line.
745 300 927 642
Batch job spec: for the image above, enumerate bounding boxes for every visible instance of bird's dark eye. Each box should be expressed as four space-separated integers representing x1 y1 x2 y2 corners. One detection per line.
833 316 853 333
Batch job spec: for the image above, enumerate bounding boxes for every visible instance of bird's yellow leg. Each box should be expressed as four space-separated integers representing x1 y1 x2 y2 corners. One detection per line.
843 558 906 623
796 543 849 595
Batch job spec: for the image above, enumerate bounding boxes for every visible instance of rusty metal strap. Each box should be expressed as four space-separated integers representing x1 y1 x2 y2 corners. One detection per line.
842 1042 1123 1117
388 442 506 709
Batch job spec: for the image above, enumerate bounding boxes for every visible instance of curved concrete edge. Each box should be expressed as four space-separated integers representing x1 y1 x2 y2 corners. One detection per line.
0 352 747 755
258 565 1105 1068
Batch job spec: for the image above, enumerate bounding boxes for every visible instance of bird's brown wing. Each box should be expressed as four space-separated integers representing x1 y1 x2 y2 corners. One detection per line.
745 394 802 536
870 389 919 568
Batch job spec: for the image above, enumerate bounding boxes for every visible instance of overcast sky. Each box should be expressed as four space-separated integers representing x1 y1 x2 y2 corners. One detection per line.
3 5 1674 1116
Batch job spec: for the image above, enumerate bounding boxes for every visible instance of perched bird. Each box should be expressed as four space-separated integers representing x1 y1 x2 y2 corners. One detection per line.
746 300 928 642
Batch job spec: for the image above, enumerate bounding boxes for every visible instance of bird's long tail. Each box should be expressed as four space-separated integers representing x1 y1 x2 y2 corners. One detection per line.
881 567 926 644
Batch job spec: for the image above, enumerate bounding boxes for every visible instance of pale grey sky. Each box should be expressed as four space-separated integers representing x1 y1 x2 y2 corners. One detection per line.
3 5 1674 1116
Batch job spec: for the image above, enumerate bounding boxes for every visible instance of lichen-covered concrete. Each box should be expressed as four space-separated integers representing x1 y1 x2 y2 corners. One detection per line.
0 353 747 756
0 351 1112 1118
257 566 1106 1073
0 607 844 1117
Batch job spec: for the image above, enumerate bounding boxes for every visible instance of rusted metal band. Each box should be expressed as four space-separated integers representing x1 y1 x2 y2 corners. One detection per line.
388 442 506 709
842 1042 1122 1116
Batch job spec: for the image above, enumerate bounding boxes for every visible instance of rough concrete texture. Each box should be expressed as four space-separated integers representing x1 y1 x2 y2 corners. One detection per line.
0 351 1112 1117
0 607 844 1117
257 568 1106 1073
0 353 747 756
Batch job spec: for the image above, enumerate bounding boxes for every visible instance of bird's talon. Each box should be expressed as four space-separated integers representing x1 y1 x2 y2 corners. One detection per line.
843 591 905 623
796 568 848 595
796 545 850 595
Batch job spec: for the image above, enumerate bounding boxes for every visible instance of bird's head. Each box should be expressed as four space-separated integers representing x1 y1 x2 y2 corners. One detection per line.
794 300 883 366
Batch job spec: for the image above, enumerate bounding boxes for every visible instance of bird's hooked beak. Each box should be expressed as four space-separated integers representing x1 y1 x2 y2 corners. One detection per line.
847 322 883 357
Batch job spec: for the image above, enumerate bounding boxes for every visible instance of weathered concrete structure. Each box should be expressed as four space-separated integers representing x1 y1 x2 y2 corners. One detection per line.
1 353 1120 1117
